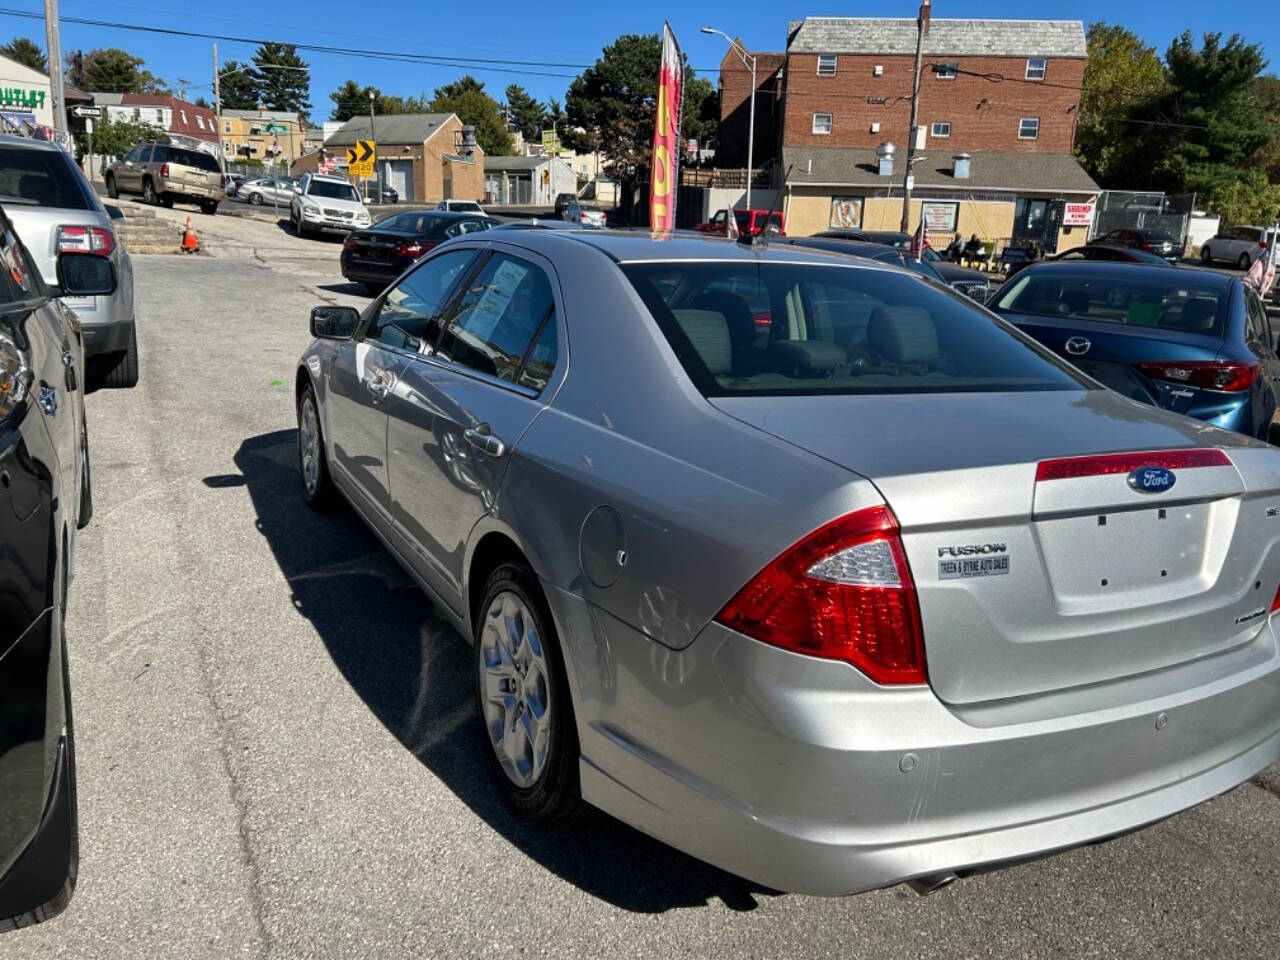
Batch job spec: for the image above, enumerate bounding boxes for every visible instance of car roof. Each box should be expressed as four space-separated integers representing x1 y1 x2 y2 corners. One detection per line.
0 133 62 152
383 208 490 220
1013 260 1234 287
786 236 906 257
501 229 893 268
309 174 352 184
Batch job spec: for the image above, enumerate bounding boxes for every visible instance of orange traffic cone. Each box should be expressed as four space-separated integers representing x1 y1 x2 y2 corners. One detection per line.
181 217 200 254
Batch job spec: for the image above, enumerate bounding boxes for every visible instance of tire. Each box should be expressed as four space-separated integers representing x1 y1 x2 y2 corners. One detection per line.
105 174 118 199
249 192 263 206
159 195 173 209
141 178 157 205
473 561 582 821
200 199 218 215
1200 246 1212 265
296 383 336 510
362 281 383 296
101 324 139 389
294 211 308 238
1239 252 1252 270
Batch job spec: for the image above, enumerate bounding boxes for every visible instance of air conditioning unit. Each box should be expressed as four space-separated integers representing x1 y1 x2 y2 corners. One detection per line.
870 122 881 133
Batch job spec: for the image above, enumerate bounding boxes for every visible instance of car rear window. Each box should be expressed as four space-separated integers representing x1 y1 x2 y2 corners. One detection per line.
0 146 96 210
622 261 1084 397
379 212 445 232
994 267 1229 337
166 147 221 173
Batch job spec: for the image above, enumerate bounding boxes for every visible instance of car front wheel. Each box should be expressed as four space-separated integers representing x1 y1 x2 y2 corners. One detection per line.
1200 246 1212 264
474 562 581 821
1239 252 1252 270
249 192 263 205
297 384 335 509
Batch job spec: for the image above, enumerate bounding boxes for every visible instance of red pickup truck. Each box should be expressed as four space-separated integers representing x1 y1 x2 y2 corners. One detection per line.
695 208 786 237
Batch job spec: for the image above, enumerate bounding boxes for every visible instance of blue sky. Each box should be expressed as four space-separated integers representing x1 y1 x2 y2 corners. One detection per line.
2 0 1276 117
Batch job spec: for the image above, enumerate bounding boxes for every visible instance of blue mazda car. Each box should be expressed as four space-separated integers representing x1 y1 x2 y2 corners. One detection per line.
992 263 1280 441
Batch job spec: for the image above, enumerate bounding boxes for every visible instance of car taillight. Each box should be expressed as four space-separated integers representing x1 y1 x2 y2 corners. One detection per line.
1036 448 1231 481
342 234 358 251
56 225 115 256
1134 360 1257 392
160 163 170 177
714 505 926 685
1271 582 1280 614
392 241 434 258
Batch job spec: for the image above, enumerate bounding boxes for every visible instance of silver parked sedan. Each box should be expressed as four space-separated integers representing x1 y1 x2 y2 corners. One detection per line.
294 230 1280 896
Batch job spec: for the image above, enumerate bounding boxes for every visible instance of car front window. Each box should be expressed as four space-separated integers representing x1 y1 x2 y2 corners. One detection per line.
308 180 361 202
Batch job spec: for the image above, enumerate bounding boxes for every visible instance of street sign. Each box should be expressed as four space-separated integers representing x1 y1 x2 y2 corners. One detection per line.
541 130 560 155
346 139 375 177
84 117 93 133
264 123 288 134
72 105 101 118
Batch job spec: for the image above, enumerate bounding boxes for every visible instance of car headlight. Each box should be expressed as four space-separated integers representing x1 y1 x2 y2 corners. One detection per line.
0 327 32 422
355 212 370 224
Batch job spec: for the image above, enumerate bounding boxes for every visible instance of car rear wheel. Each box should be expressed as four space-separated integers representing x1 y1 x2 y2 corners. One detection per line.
141 178 157 205
101 324 139 389
474 562 582 821
1200 246 1212 265
297 384 336 509
105 174 118 199
1239 253 1252 270
200 199 218 215
249 192 263 206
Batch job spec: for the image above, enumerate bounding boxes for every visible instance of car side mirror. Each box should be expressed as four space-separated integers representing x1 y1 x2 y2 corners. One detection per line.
56 252 116 297
310 305 359 340
104 204 125 221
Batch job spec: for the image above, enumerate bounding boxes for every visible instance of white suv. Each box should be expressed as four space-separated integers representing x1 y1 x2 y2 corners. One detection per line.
291 173 371 238
1200 225 1277 269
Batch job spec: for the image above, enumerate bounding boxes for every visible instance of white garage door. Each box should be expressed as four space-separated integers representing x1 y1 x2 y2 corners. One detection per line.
384 159 413 202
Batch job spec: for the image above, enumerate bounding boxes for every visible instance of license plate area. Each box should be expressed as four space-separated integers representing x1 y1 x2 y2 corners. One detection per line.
1035 501 1230 608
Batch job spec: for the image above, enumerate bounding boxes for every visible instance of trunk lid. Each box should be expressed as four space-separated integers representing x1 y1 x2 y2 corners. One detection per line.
713 389 1280 704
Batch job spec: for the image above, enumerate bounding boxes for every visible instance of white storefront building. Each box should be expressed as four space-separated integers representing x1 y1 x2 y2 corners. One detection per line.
0 53 53 130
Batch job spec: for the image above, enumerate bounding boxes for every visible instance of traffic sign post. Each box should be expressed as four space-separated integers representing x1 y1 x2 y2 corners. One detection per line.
72 105 101 118
346 139 375 178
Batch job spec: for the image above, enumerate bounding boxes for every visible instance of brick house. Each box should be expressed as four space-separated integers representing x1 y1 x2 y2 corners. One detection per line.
719 18 1100 250
94 93 218 145
715 45 785 170
294 113 484 205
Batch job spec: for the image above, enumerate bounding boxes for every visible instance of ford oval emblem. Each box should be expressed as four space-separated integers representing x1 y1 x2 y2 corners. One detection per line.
1065 336 1091 356
1128 466 1176 494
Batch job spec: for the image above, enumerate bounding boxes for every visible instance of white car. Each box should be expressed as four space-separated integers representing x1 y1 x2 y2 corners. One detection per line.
563 201 606 228
437 199 485 214
240 177 297 206
291 173 371 237
1200 225 1278 269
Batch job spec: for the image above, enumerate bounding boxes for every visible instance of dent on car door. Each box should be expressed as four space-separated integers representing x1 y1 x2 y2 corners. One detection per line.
385 249 561 612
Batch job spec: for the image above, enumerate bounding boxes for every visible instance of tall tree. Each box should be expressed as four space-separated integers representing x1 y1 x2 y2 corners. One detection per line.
1 37 47 73
683 75 718 152
218 60 258 110
330 80 373 122
82 48 166 93
563 34 704 174
504 84 544 140
1247 75 1280 183
380 93 429 114
428 75 513 155
1074 23 1166 185
251 43 310 117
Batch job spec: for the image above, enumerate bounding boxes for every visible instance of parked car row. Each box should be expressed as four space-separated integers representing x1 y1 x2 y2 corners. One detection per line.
294 225 1280 901
0 130 141 932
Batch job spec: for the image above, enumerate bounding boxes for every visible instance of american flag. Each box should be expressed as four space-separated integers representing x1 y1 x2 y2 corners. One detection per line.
910 217 930 259
1245 226 1278 296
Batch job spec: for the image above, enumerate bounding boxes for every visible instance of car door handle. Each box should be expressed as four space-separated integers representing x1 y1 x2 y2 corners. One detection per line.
363 370 391 400
463 426 505 458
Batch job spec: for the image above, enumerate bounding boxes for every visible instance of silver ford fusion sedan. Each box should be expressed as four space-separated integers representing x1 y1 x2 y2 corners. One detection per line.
295 231 1280 896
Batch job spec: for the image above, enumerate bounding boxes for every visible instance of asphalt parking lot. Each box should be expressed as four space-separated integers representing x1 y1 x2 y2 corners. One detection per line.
4 252 1280 959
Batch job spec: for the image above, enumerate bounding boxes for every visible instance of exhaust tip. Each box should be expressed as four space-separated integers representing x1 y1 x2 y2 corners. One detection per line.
906 872 960 896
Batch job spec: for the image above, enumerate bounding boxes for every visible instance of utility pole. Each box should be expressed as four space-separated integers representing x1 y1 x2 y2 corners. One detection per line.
702 28 758 209
213 43 226 177
43 0 68 136
900 0 930 233
368 89 381 204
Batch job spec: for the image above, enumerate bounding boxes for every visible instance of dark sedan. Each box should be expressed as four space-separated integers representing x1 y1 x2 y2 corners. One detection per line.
796 234 989 302
1005 243 1175 278
340 210 497 293
992 262 1280 441
1097 227 1186 262
814 229 990 301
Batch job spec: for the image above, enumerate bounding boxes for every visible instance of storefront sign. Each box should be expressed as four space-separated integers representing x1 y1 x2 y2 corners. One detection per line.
921 201 958 232
0 87 45 110
829 197 863 229
1063 201 1095 227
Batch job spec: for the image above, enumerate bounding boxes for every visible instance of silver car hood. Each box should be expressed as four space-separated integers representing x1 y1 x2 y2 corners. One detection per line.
710 388 1258 483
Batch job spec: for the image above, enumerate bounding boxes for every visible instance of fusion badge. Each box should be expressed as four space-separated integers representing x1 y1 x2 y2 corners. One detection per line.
938 542 1009 580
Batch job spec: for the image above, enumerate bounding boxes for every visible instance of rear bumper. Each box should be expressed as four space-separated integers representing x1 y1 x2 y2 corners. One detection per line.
159 180 221 202
548 587 1280 895
339 256 409 285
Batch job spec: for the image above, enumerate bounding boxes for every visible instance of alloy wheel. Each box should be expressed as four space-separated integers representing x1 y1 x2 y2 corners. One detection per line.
479 591 552 789
298 395 320 496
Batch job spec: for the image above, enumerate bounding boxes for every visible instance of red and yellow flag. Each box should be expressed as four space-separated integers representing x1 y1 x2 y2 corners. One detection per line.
649 23 684 236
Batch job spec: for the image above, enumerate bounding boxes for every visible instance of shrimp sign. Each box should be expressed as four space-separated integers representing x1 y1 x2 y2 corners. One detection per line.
649 24 684 236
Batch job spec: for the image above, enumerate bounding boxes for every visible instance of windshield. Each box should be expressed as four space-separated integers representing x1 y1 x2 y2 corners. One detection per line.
307 180 361 202
449 202 482 212
622 261 1084 397
0 146 96 210
168 147 221 173
993 267 1229 337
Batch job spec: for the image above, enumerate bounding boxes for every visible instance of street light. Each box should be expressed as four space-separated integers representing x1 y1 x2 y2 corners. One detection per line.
211 44 309 176
702 26 757 209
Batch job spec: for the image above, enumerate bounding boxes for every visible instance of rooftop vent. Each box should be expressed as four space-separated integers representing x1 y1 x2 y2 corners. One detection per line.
460 125 477 161
953 152 971 180
876 141 895 177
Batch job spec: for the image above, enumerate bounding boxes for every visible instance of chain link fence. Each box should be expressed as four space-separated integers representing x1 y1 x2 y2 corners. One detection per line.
1089 192 1196 243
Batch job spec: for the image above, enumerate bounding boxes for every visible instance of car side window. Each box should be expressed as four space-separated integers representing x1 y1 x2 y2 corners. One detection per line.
435 253 556 385
1246 291 1272 349
369 249 475 352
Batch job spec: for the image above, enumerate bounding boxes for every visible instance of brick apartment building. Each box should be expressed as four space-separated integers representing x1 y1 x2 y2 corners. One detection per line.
715 46 785 170
717 17 1100 250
